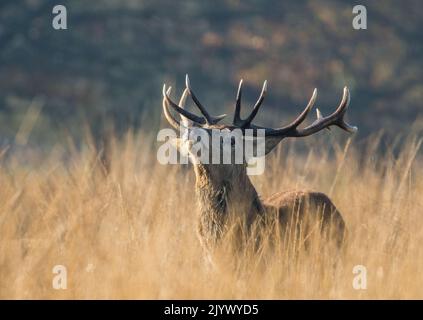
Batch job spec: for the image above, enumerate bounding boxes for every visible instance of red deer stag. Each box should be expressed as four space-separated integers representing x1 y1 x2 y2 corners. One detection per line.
161 75 357 252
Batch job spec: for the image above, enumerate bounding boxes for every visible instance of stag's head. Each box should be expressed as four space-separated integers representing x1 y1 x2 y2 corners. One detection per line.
162 75 357 177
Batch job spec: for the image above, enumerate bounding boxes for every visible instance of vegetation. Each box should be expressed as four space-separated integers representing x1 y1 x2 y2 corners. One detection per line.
0 130 421 299
0 0 422 299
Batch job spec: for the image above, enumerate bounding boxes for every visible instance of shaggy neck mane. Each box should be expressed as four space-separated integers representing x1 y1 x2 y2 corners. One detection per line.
193 164 264 246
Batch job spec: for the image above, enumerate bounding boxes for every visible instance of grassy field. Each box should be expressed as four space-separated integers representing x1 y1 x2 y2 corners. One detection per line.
0 129 422 299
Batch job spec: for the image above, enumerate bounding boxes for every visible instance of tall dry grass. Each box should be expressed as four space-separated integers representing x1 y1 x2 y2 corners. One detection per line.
0 129 422 299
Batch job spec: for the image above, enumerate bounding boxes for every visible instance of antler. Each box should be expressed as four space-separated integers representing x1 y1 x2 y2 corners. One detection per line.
235 83 357 137
162 77 357 138
163 84 206 126
261 87 357 137
232 79 267 128
185 75 226 125
162 76 227 128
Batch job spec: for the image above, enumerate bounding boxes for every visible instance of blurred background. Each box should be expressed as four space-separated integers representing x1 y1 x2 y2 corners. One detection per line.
0 0 422 150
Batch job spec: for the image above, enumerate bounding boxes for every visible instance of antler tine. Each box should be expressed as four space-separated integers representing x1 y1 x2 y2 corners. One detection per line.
332 87 358 133
185 74 226 125
185 74 211 123
242 80 267 128
315 107 331 131
312 87 356 133
162 86 182 130
233 79 243 126
242 87 317 136
278 88 317 132
266 87 357 137
178 88 191 127
162 84 206 125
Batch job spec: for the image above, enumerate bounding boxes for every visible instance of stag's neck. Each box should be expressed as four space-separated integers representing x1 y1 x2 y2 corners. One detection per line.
193 164 264 245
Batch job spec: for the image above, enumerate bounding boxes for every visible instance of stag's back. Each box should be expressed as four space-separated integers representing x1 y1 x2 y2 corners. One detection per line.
263 190 346 246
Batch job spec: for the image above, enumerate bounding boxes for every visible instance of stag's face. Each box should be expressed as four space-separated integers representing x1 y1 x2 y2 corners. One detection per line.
176 125 261 181
175 124 259 168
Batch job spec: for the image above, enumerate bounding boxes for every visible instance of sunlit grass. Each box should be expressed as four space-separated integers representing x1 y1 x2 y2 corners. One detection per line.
0 129 422 299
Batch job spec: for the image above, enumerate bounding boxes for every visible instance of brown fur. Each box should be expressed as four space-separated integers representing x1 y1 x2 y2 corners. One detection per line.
193 163 346 252
264 190 346 247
